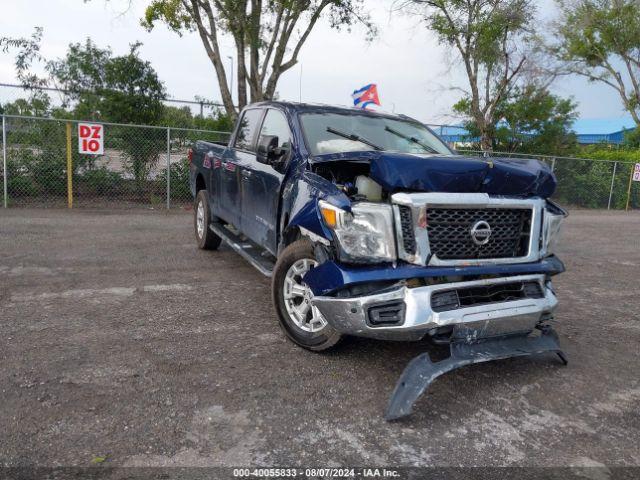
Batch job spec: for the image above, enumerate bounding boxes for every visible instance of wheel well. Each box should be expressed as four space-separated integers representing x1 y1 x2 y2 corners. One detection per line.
195 174 206 193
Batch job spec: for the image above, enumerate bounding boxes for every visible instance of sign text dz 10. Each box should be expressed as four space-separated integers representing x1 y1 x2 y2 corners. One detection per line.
78 123 104 155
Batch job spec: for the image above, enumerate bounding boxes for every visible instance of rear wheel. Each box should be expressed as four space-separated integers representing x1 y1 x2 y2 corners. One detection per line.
272 239 342 351
194 190 222 250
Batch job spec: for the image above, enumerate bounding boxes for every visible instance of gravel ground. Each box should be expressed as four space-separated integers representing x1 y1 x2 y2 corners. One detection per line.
1 209 639 471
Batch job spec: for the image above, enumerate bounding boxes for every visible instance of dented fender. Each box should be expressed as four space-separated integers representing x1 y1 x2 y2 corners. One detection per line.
282 170 351 250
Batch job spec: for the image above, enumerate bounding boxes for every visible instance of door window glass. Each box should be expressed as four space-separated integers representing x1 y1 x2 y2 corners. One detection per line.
259 109 293 152
234 109 263 151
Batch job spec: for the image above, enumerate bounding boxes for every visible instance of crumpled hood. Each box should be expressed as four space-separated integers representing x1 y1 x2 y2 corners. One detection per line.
311 151 556 198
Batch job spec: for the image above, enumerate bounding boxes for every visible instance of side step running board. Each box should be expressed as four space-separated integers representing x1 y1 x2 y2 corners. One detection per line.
385 326 568 421
210 224 275 277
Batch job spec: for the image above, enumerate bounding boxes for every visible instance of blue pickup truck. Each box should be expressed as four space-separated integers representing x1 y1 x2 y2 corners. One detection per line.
189 101 568 419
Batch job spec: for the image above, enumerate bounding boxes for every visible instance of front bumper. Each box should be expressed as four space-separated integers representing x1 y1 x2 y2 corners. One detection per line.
311 274 558 341
303 255 565 297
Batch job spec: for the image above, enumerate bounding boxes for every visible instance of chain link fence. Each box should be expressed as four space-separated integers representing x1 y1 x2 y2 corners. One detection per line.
0 114 230 208
457 150 640 210
1 115 639 210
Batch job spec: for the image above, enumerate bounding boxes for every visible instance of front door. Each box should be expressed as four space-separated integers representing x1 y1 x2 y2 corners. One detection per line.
241 108 293 254
217 108 264 227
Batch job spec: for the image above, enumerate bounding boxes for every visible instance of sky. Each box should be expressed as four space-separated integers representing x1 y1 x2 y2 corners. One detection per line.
0 0 636 134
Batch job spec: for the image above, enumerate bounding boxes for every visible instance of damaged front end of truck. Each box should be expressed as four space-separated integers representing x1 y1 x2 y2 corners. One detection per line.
289 149 568 420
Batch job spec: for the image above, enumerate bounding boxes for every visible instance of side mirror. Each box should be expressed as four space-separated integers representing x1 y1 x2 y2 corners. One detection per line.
257 135 285 167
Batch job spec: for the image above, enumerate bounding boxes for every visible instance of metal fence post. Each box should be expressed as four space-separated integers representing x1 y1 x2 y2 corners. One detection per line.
66 122 73 208
607 162 618 210
166 127 171 210
626 163 634 211
2 115 7 208
550 157 556 172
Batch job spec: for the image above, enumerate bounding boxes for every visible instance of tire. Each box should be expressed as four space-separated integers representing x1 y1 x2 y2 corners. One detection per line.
272 239 342 351
194 190 222 250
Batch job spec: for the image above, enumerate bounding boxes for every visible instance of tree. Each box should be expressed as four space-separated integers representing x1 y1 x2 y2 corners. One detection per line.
48 39 166 125
624 127 640 147
163 105 195 129
0 95 52 117
142 0 373 120
551 0 640 126
47 40 168 192
456 84 578 153
0 27 46 87
500 86 578 154
401 0 536 150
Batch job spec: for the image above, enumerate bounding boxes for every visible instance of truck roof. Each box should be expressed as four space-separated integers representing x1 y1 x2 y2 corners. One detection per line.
247 101 418 122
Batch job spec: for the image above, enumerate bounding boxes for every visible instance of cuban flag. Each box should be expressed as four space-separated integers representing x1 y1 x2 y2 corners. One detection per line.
352 84 381 109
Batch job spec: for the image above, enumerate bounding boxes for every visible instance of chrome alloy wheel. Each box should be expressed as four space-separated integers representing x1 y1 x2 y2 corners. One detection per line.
283 259 327 333
196 200 205 238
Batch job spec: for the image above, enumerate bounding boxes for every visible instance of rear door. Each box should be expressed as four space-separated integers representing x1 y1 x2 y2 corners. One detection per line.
217 108 264 227
240 108 293 254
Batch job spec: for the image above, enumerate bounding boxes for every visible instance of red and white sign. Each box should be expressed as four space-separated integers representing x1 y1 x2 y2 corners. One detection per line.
78 123 104 155
634 163 640 182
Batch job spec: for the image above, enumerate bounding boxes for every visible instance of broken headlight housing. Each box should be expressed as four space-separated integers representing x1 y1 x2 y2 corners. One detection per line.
541 200 568 257
319 200 396 263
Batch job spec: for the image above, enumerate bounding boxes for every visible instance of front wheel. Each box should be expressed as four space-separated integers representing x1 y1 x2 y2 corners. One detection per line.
272 239 342 351
194 190 222 250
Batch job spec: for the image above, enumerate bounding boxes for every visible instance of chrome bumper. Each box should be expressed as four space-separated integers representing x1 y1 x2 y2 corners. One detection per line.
311 274 557 341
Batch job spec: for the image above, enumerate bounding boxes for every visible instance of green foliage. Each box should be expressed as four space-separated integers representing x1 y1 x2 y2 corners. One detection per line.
497 86 578 154
456 85 578 154
48 39 166 125
103 125 165 194
159 158 191 201
79 167 124 196
553 158 616 208
425 0 533 66
44 39 168 190
5 118 68 197
552 0 640 125
163 106 194 129
6 144 66 198
514 147 639 209
0 27 46 87
1 94 52 117
4 118 97 199
623 127 640 147
6 150 39 198
163 105 233 131
193 111 234 132
576 146 640 163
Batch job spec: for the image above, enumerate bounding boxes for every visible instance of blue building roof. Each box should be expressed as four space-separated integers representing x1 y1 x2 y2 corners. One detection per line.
575 129 629 145
433 125 633 145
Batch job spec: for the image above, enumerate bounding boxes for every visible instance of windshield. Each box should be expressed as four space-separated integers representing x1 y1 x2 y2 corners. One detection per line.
300 112 451 156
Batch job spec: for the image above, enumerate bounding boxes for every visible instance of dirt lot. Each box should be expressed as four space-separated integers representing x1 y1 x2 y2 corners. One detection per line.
1 209 639 471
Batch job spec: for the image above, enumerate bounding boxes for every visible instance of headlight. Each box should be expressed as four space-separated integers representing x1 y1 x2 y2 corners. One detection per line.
319 200 396 263
541 201 567 257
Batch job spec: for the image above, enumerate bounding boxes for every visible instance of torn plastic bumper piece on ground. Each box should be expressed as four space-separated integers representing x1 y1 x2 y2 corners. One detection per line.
384 326 568 421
